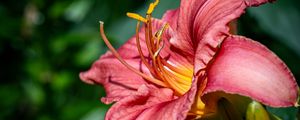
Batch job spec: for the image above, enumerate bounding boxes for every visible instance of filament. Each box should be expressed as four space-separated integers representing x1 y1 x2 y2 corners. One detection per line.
99 21 167 87
135 21 156 76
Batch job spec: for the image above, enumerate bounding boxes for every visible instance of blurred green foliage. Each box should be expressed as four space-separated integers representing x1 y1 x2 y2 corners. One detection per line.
0 0 299 120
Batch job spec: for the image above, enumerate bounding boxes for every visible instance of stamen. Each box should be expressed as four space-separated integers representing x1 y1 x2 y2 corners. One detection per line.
151 23 193 80
99 21 167 87
151 47 169 84
149 39 172 85
146 0 160 50
146 15 155 52
135 21 157 76
153 41 164 58
147 0 159 15
144 19 166 83
155 23 169 39
144 22 164 79
127 13 147 23
151 23 193 93
154 23 169 49
144 22 154 58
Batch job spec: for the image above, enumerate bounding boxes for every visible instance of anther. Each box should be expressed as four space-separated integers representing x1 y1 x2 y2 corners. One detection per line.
127 13 147 23
155 23 169 39
154 23 169 49
147 0 160 15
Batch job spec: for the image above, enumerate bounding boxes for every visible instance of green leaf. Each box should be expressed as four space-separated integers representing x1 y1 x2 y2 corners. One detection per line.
75 39 103 66
64 0 93 22
266 107 298 120
22 81 45 106
51 71 73 91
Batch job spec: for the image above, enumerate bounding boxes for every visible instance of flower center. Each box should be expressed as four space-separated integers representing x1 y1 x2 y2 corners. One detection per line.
99 21 192 95
98 0 193 96
99 0 206 117
131 19 194 96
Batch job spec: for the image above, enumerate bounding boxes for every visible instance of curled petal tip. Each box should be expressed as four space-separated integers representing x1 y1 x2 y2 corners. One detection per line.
79 71 96 85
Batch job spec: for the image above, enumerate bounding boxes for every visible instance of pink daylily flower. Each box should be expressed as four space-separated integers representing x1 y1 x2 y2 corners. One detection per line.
80 0 299 119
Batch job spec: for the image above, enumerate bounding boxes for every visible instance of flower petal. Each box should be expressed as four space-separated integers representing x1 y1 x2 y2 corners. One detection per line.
80 55 148 104
104 85 175 120
161 9 179 29
166 0 273 71
136 77 200 120
105 75 201 120
204 35 298 107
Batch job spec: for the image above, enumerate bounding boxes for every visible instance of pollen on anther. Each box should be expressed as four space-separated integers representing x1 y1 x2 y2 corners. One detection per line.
127 13 147 23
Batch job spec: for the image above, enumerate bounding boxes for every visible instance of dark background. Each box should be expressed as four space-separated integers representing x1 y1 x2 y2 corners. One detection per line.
0 0 299 119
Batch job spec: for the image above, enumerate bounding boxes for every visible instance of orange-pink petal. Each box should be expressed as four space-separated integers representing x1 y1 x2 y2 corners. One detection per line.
205 35 298 107
161 0 274 71
80 54 149 104
105 76 202 120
